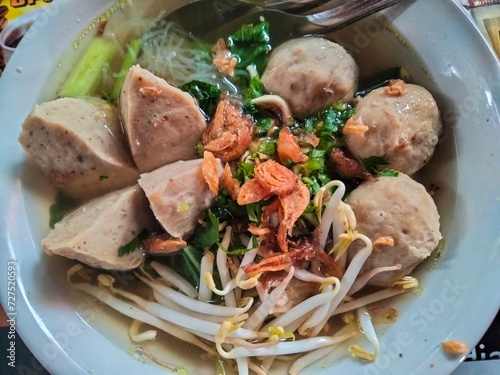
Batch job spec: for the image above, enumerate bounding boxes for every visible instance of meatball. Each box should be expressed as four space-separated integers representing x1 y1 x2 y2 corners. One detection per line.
344 81 442 175
261 37 358 119
346 173 441 287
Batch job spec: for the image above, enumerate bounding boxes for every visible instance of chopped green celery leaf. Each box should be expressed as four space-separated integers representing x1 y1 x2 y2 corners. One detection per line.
222 247 250 256
333 102 350 111
375 169 399 177
255 117 273 135
302 172 332 195
252 235 259 248
58 37 118 98
259 117 274 131
118 228 149 257
191 210 219 248
236 162 255 183
243 99 274 136
181 80 221 117
246 203 262 224
196 141 205 157
304 202 315 213
361 156 392 175
317 138 344 153
243 73 266 101
299 104 355 141
303 117 315 133
362 156 389 169
220 232 252 255
316 171 332 186
49 192 77 229
303 156 324 175
321 108 337 134
257 139 277 155
213 189 248 221
302 176 320 195
221 233 258 256
284 159 294 168
108 38 142 102
309 149 326 159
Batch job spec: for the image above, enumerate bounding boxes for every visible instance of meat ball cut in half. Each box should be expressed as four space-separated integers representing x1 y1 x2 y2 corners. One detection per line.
18 97 139 200
346 173 441 287
261 37 358 119
344 80 442 175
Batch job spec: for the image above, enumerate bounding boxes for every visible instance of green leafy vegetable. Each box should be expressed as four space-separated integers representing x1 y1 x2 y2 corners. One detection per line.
117 229 149 257
291 103 355 195
362 156 399 177
235 162 255 183
49 193 77 229
257 139 277 155
246 203 263 224
58 36 118 98
181 80 222 117
303 149 326 175
226 21 271 73
181 246 203 286
254 117 273 135
243 72 266 101
108 38 142 102
191 210 220 249
213 189 248 222
220 247 251 256
220 232 258 256
375 169 399 177
299 104 355 152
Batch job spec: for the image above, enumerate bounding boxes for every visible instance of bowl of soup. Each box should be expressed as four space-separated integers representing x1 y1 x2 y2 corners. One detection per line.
0 0 499 374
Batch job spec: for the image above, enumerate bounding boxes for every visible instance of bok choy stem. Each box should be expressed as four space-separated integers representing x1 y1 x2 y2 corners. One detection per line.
108 38 142 102
58 36 118 98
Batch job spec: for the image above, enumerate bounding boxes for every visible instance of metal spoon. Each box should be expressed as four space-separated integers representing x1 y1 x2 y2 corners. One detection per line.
165 0 405 40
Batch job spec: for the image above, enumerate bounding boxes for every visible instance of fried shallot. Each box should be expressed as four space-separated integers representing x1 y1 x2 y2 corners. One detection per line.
203 96 254 163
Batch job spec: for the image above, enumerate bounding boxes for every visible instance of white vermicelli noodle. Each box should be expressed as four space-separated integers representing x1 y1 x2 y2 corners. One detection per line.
137 19 221 87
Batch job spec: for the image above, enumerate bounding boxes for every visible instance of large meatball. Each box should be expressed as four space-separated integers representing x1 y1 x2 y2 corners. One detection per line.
346 173 441 287
261 37 358 119
344 81 442 175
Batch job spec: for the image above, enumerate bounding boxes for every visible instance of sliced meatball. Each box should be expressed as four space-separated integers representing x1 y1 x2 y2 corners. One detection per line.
42 184 158 271
120 65 207 173
261 37 358 119
346 173 441 287
344 81 442 175
18 98 139 200
139 158 223 240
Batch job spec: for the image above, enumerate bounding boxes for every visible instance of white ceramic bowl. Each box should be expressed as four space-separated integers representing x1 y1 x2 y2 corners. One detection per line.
0 0 499 374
